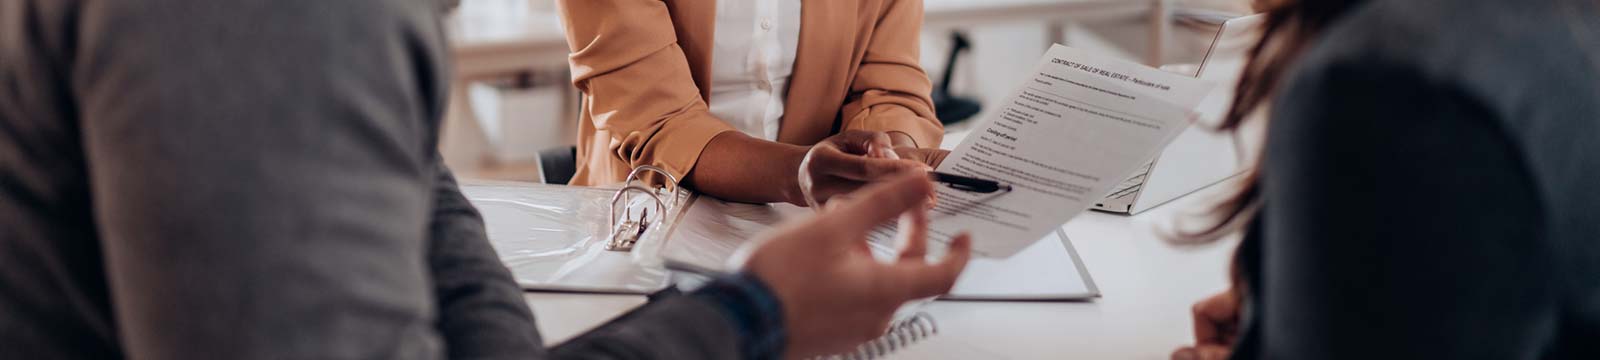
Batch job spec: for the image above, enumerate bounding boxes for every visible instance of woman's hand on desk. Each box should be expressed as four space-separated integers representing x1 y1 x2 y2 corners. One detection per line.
743 173 972 359
883 130 950 169
689 130 928 206
796 130 931 207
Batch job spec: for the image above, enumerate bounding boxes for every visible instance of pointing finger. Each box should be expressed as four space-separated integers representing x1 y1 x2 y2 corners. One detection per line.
896 208 930 261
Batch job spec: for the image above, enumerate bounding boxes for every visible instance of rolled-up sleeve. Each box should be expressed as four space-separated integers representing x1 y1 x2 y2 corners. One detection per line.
838 0 944 148
559 0 736 181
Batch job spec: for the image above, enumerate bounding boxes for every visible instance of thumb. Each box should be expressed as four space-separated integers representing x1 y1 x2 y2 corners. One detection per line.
889 232 972 299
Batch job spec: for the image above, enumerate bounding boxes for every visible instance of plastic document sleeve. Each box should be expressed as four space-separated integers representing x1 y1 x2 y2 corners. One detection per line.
460 166 693 294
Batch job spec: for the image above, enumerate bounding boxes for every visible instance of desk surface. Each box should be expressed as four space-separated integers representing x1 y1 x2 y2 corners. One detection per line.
521 180 1239 359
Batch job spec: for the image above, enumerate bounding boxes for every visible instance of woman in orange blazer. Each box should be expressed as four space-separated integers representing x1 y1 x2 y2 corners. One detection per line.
558 0 947 205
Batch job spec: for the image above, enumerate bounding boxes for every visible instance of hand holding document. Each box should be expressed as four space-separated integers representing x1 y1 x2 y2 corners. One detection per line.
918 45 1212 258
648 45 1210 298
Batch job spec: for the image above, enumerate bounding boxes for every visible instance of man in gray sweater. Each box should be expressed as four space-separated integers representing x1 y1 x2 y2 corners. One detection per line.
0 0 970 358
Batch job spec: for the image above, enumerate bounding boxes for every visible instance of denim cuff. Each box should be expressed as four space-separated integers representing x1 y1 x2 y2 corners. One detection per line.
691 272 786 360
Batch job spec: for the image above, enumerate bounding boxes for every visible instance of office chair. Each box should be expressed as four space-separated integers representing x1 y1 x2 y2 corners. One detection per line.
537 145 577 185
537 94 580 185
932 31 982 126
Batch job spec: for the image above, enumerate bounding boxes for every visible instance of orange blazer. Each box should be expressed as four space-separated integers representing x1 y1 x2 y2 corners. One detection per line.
558 0 943 186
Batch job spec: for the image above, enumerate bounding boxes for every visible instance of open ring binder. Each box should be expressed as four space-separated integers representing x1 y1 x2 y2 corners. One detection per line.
604 186 663 251
605 165 685 252
622 165 685 209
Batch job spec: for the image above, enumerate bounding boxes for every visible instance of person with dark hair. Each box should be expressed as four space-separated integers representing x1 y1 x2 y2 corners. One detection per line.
1172 0 1600 359
0 1 970 359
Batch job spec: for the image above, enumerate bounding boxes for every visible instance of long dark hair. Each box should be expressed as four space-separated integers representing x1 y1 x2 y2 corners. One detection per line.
1184 0 1368 241
1193 0 1600 290
1177 0 1370 294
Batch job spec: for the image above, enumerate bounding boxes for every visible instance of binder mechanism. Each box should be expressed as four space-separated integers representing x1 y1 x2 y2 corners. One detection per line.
603 166 684 252
461 165 693 294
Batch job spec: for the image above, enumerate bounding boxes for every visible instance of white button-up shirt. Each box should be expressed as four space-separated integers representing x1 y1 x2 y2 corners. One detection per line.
708 0 802 141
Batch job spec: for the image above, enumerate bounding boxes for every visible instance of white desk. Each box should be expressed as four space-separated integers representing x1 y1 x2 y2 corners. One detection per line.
521 181 1240 359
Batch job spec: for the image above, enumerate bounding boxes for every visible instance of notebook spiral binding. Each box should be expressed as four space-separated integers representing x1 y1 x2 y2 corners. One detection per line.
816 312 938 360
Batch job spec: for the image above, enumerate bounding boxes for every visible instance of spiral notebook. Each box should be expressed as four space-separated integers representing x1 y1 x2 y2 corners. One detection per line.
822 312 939 360
808 309 1013 360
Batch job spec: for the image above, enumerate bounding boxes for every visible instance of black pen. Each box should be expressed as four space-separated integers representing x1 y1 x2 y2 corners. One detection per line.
928 171 1012 193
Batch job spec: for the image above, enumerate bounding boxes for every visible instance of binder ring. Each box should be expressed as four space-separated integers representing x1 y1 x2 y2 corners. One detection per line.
608 185 667 229
606 185 667 251
606 166 682 252
622 165 684 209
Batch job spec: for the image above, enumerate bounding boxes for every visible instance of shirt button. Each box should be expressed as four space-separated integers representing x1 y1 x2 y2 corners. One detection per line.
760 18 773 30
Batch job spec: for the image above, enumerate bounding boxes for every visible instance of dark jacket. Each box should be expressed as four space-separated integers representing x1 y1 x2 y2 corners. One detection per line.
1233 0 1600 358
0 0 767 358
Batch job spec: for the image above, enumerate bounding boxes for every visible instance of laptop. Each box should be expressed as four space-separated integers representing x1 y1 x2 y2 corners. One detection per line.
1092 14 1265 214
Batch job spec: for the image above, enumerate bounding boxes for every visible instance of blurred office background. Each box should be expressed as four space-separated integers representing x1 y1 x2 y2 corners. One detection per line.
441 0 1254 181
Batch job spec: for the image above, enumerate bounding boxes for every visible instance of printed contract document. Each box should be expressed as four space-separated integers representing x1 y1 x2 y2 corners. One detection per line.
926 45 1212 258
